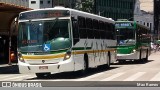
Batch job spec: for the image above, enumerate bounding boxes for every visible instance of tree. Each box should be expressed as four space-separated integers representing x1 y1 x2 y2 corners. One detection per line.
80 0 94 13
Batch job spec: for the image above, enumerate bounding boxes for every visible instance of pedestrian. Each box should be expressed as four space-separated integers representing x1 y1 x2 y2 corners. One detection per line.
157 44 160 51
151 42 154 50
153 43 157 52
154 43 160 52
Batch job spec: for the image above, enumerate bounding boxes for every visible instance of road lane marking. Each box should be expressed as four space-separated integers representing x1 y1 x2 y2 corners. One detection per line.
1 75 30 81
123 72 146 81
100 72 125 81
150 72 160 81
0 75 18 80
76 72 106 81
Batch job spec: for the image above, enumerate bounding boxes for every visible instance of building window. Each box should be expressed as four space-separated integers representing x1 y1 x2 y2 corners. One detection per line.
147 23 149 27
150 23 152 30
140 21 142 24
31 1 36 4
40 1 43 4
48 0 51 4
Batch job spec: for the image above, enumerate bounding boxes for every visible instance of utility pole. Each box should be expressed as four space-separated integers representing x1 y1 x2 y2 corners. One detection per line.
8 28 11 65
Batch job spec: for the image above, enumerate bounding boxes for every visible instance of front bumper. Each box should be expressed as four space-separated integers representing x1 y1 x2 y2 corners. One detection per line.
117 52 139 60
18 59 74 74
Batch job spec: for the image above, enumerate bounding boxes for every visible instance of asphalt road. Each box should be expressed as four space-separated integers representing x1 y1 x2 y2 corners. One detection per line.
0 51 160 83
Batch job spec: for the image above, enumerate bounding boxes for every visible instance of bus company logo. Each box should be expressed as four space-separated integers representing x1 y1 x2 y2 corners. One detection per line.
1 82 42 87
2 82 12 87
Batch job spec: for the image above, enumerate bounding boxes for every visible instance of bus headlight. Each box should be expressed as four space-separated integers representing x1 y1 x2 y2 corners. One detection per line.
64 51 71 60
19 57 24 61
18 52 25 63
133 49 136 53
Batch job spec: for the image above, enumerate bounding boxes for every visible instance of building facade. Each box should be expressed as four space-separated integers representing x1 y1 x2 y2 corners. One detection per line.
95 0 136 20
52 0 81 9
134 0 154 34
28 0 81 9
0 0 30 64
52 0 74 8
29 0 52 9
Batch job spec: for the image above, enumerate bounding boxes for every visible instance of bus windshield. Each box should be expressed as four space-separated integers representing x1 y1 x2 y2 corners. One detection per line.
18 19 71 52
116 28 135 45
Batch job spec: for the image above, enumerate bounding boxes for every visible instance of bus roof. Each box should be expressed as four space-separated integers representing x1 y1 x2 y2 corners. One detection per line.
20 6 115 24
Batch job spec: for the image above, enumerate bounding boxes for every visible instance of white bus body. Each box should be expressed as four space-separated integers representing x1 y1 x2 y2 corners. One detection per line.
18 7 117 77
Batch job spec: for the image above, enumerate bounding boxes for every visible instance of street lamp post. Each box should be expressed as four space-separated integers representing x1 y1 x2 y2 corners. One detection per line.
8 28 11 65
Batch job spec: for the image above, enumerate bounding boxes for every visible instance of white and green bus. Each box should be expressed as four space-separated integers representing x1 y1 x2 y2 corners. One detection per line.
115 19 151 63
18 7 117 78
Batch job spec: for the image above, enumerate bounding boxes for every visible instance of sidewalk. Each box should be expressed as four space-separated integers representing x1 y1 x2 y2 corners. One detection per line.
151 49 160 54
0 63 19 74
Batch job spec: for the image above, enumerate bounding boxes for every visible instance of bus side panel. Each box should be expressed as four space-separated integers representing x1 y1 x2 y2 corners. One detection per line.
73 39 87 71
73 51 84 71
107 40 117 63
87 39 96 68
92 39 100 67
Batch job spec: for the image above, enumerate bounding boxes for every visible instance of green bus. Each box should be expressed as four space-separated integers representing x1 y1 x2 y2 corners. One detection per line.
115 20 151 62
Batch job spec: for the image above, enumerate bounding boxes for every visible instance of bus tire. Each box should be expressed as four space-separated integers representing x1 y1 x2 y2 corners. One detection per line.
36 73 51 78
139 49 144 63
139 49 142 61
80 54 88 75
107 52 111 68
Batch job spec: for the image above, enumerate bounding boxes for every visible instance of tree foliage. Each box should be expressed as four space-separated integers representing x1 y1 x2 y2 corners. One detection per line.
80 0 94 13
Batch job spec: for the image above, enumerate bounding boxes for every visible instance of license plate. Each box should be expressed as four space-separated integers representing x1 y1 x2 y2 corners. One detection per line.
39 66 48 70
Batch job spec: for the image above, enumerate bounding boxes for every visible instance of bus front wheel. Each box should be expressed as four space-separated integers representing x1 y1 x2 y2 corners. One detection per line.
139 49 142 61
80 54 88 75
144 49 148 62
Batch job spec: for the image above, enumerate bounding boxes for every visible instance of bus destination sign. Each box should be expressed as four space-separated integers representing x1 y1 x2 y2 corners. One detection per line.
19 10 70 20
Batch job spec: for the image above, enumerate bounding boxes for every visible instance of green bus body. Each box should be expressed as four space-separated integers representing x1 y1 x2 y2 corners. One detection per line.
115 20 151 61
